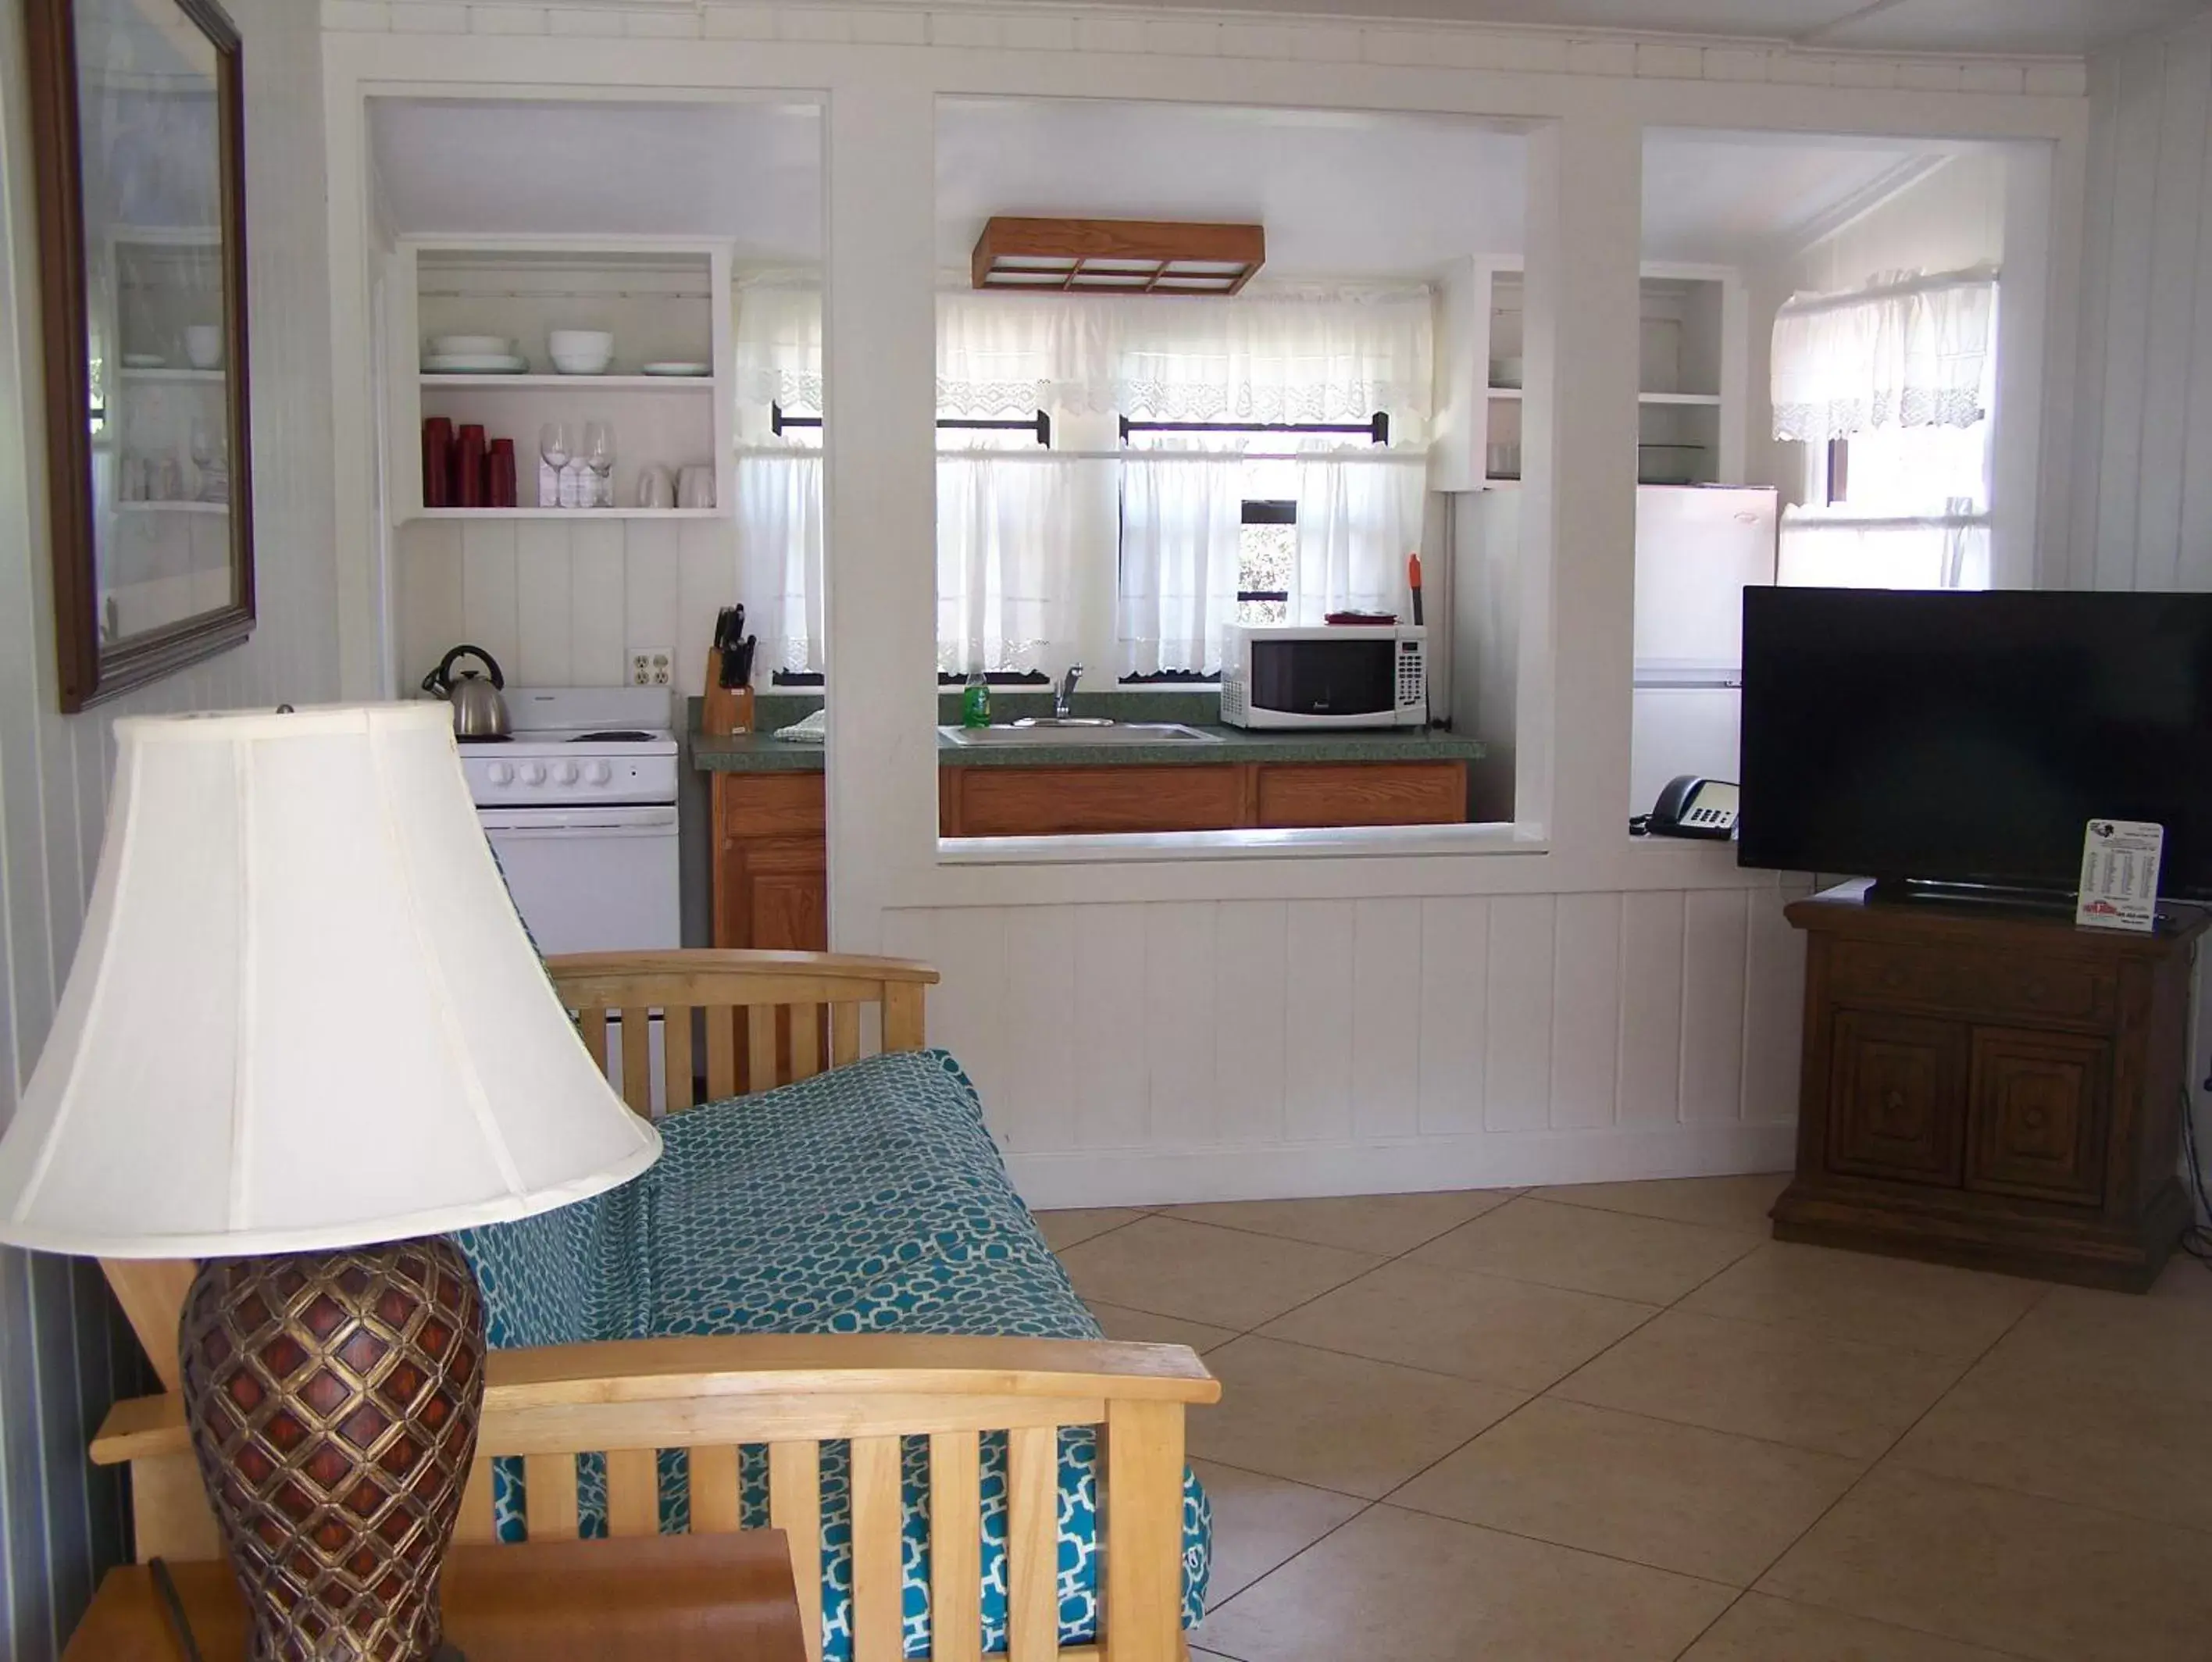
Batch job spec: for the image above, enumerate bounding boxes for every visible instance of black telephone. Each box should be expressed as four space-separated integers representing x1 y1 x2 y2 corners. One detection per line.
1642 775 1739 840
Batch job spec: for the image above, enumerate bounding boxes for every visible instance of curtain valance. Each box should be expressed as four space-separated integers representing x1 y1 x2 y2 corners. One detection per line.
1771 265 1997 443
936 289 1433 424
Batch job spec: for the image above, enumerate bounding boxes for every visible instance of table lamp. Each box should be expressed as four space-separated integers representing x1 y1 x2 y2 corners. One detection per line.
0 703 661 1660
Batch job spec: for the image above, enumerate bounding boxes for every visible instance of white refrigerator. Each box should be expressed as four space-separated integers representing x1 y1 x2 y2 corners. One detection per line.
1630 486 1778 818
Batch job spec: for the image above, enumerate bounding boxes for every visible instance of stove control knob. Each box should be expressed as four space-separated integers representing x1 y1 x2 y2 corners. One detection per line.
487 761 513 786
554 761 580 786
586 761 612 785
520 761 546 786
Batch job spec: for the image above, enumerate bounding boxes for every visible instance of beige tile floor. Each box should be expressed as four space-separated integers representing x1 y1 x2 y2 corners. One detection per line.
1036 1178 2212 1662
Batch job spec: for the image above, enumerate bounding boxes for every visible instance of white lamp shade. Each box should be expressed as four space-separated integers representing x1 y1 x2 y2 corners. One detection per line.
0 703 661 1258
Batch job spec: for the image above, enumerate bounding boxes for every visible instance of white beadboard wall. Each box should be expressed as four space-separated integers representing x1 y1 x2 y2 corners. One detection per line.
2068 12 2212 593
887 882 1811 1206
0 0 339 1650
314 0 2090 1214
394 516 740 690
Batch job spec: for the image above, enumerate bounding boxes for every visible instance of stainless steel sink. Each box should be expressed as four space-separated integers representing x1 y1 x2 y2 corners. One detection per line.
939 722 1223 747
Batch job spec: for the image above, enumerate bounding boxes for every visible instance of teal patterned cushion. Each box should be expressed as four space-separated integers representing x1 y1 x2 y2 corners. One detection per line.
457 1048 1211 1660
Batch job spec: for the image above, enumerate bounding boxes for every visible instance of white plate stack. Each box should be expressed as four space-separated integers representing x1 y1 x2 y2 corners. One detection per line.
425 333 526 374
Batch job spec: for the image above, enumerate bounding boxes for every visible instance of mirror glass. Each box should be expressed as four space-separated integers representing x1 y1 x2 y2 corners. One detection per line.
33 0 252 710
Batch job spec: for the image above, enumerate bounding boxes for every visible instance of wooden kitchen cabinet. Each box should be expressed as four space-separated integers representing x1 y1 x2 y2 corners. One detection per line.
935 758 1468 840
1772 884 2206 1291
712 758 1468 947
942 765 1246 837
712 772 827 951
1253 761 1466 829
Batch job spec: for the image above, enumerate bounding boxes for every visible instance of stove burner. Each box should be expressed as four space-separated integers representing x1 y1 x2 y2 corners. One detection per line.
572 729 655 743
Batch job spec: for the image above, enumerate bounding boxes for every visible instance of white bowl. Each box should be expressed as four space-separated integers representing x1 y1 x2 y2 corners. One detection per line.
429 333 514 357
548 329 613 358
551 355 612 376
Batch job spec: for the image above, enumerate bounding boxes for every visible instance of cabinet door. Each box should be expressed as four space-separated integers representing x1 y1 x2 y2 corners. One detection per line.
1254 762 1466 828
1825 1010 1968 1186
745 836 829 953
1966 1028 2109 1207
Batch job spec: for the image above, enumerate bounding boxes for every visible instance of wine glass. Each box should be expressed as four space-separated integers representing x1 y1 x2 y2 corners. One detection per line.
189 419 223 502
538 423 572 509
582 421 614 508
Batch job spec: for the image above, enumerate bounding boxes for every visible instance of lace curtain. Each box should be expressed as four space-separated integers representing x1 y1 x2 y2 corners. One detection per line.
1770 266 1997 441
936 289 1433 425
1293 453 1429 623
736 448 823 674
1118 448 1244 677
734 282 823 415
937 451 1105 676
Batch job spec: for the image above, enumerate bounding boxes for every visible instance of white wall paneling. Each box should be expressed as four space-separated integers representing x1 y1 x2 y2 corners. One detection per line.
1283 901 1357 1143
1549 890 1623 1131
2071 15 2212 592
2 0 340 1648
319 6 2086 1212
885 886 1807 1206
394 513 741 687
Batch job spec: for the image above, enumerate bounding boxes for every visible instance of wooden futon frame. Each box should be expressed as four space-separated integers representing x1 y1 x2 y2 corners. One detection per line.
90 950 1219 1662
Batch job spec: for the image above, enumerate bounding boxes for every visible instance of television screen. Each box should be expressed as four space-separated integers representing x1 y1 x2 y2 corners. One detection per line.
1739 587 2212 897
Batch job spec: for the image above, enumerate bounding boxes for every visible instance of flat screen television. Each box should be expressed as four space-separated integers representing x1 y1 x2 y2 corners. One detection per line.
1739 587 2212 900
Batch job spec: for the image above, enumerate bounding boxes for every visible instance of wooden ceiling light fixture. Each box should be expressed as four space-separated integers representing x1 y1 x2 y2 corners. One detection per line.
970 216 1265 294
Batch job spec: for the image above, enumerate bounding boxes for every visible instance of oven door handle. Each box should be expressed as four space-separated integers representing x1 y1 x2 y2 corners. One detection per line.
476 805 678 835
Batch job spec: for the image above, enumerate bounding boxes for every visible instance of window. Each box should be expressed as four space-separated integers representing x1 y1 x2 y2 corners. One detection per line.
1771 269 1996 591
1116 413 1415 681
1238 498 1294 625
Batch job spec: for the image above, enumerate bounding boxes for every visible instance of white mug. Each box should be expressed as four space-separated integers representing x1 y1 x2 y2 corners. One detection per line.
677 465 715 510
635 465 676 509
184 324 223 370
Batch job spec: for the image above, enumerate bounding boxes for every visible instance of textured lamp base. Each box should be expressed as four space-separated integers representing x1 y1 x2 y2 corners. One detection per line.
179 1237 486 1662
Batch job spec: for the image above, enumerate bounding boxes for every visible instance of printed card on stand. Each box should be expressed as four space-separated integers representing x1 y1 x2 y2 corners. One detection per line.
2076 819 2164 933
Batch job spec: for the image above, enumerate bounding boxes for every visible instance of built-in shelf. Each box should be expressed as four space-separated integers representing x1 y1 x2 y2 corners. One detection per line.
417 373 714 392
118 368 222 383
116 500 227 514
405 507 723 522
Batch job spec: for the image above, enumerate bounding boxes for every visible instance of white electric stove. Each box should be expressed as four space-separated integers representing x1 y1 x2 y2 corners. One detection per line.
460 686 680 958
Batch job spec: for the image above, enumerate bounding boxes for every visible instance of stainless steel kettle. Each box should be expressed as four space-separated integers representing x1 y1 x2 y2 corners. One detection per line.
422 644 511 740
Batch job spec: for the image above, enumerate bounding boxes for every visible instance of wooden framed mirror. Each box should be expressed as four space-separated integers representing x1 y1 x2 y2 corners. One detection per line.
27 0 253 712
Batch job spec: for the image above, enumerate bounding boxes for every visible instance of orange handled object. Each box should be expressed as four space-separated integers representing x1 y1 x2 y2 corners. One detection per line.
1407 551 1424 626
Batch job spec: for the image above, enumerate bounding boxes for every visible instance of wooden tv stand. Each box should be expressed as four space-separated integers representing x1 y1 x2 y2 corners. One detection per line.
1771 880 2206 1292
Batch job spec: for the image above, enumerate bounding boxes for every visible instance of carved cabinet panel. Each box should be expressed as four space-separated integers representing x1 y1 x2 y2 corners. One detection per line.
1966 1028 2109 1207
1826 1009 1968 1186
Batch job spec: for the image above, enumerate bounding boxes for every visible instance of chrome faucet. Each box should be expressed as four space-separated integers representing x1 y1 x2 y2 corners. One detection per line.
1054 663 1083 719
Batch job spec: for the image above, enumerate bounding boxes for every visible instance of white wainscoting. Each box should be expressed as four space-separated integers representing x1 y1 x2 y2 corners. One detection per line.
394 514 740 691
883 879 1809 1207
0 0 340 1650
2068 13 2212 593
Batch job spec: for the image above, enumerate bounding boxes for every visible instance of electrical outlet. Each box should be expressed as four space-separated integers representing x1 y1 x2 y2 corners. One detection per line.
631 648 673 687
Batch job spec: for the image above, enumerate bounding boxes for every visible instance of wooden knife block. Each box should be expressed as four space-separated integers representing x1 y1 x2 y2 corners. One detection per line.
703 649 755 737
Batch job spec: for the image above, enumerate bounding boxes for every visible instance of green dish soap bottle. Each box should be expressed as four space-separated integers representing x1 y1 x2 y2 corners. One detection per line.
962 666 991 729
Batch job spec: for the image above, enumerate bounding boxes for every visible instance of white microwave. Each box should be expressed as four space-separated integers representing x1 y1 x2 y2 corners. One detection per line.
1218 623 1428 729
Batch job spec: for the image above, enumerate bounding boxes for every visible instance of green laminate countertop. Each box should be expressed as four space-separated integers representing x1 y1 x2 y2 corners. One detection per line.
687 691 1485 773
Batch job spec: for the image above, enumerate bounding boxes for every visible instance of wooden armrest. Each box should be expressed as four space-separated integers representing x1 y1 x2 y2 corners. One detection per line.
91 1334 1218 1466
546 950 939 993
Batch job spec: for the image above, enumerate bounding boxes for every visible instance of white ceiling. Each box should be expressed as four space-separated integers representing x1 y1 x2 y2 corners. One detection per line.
366 96 1972 278
941 99 1969 275
1640 130 1974 262
937 102 1527 278
369 98 823 257
1115 0 2208 55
